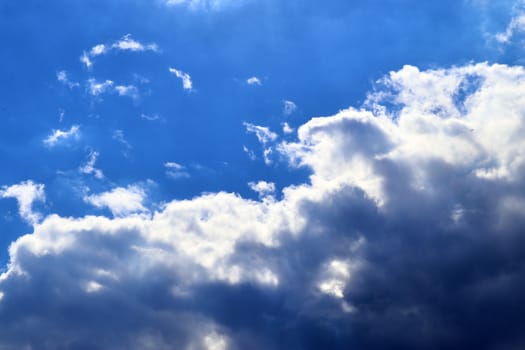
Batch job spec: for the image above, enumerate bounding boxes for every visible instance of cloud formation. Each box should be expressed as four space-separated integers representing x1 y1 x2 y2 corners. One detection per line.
0 181 45 225
80 34 159 68
1 62 525 349
43 125 80 147
169 67 193 91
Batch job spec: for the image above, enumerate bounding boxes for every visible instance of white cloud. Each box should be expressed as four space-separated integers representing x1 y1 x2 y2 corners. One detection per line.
87 79 114 96
248 181 276 198
164 162 190 179
0 181 45 225
495 2 525 43
115 85 139 100
3 62 525 348
141 113 161 121
282 122 294 134
113 129 132 153
246 76 262 86
169 67 193 91
80 51 93 69
43 125 80 147
79 151 104 179
244 122 278 144
81 34 159 68
84 185 148 217
283 100 297 115
56 70 80 88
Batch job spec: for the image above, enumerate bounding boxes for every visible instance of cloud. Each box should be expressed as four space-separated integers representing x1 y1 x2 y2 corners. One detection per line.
495 2 525 43
248 181 275 199
56 70 80 89
244 122 278 144
87 79 114 96
0 181 45 225
283 100 297 115
282 122 294 134
164 162 190 180
79 150 104 179
80 34 159 68
115 85 140 100
84 185 148 217
2 63 525 349
164 0 245 10
169 67 193 91
246 76 262 86
43 125 80 147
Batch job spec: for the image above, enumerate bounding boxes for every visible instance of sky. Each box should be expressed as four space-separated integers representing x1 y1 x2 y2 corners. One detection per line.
1 0 525 349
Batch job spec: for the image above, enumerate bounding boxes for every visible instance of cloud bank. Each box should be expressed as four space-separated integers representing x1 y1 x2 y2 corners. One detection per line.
1 62 525 349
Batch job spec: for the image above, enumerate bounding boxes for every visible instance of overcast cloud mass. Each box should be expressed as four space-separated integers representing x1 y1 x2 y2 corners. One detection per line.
0 0 525 349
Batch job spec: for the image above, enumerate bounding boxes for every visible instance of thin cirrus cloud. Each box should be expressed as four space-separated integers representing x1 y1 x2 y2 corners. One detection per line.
1 63 525 349
80 34 159 68
169 67 193 90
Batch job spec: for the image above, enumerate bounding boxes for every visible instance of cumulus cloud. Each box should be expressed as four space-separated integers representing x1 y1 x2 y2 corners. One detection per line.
2 63 525 349
248 180 276 198
83 185 148 217
43 125 80 147
0 181 45 225
80 34 158 68
246 76 262 86
169 67 193 91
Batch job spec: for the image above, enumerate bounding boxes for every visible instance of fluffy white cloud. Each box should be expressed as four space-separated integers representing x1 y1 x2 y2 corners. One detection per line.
2 62 525 349
169 67 193 90
83 185 148 217
0 181 45 225
43 125 80 147
249 180 276 198
246 76 262 86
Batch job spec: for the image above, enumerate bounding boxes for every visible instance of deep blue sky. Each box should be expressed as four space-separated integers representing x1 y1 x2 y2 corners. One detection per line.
1 1 525 349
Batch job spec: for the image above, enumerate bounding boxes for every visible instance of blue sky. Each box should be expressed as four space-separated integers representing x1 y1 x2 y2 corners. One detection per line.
1 0 525 349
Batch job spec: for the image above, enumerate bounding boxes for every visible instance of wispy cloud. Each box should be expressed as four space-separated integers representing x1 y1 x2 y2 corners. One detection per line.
79 151 104 179
169 67 193 91
43 125 80 147
80 34 159 68
115 85 140 100
164 162 190 180
56 70 80 89
0 180 45 225
87 79 114 96
244 122 278 144
495 2 525 43
283 100 297 115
